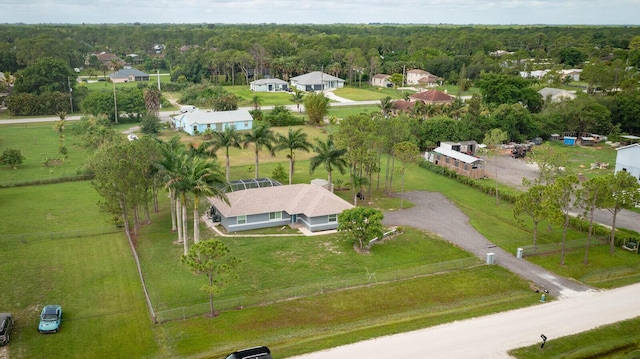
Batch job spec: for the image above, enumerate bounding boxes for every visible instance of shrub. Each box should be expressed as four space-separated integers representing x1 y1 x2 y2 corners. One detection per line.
0 148 25 169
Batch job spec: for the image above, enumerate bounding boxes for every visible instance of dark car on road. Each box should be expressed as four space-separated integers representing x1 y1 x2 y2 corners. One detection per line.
225 346 272 359
0 312 14 345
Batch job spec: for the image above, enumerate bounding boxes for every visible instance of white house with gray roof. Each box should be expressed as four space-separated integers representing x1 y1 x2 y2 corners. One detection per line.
174 109 253 135
290 71 345 92
250 78 289 92
209 183 354 233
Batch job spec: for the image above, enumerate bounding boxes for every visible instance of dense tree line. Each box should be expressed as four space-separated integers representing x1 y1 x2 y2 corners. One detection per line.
2 24 640 140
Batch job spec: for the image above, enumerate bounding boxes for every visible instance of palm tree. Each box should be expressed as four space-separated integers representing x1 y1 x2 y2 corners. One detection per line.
156 136 186 234
243 125 276 178
274 127 312 185
251 95 262 111
309 135 348 192
186 156 228 244
379 96 394 118
289 89 305 112
206 126 242 181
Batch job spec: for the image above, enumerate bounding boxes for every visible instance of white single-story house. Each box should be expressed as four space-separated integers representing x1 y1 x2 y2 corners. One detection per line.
519 70 549 79
538 87 577 102
209 183 354 233
615 143 640 182
426 147 486 179
109 68 150 83
371 74 393 88
290 71 345 92
174 109 253 136
250 78 289 92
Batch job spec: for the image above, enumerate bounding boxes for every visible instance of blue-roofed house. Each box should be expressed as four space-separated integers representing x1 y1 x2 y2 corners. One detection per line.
174 109 253 135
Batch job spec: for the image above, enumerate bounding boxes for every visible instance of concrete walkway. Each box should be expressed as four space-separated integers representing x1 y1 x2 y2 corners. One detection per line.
382 191 594 298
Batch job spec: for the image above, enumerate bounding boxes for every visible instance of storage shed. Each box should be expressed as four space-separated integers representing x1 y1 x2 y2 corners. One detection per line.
426 147 485 179
563 136 577 146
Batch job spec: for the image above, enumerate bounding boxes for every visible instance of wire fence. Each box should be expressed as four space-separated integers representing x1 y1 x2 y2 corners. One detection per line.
154 256 481 323
520 236 609 257
0 226 122 245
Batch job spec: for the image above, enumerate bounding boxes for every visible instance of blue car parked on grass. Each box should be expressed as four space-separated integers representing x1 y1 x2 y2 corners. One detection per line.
38 305 62 333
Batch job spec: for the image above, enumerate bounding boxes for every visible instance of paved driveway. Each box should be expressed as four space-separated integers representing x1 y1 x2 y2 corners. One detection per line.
382 191 593 298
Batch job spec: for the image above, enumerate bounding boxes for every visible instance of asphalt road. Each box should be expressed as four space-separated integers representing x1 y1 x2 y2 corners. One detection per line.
289 282 640 359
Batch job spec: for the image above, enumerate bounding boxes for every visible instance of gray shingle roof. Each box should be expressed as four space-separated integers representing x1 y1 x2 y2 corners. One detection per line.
290 71 344 85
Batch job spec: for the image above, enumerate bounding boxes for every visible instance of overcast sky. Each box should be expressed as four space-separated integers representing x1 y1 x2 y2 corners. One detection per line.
1 0 639 25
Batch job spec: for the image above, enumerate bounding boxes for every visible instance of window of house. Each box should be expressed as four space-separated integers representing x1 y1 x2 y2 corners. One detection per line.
244 121 249 127
216 123 222 131
237 215 247 225
269 212 282 220
206 124 211 129
328 214 337 222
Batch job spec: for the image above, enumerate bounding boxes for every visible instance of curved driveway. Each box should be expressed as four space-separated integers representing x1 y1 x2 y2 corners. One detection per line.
382 191 593 298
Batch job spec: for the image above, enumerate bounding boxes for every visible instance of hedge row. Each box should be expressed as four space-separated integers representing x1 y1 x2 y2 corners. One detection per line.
418 160 520 204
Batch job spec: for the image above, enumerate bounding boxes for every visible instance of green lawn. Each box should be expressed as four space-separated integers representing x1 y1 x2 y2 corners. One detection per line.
531 141 618 181
225 85 297 107
0 182 159 359
510 317 640 358
0 120 139 186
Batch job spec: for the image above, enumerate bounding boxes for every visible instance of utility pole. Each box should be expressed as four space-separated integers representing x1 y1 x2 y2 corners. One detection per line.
67 76 73 113
157 69 161 91
113 81 118 124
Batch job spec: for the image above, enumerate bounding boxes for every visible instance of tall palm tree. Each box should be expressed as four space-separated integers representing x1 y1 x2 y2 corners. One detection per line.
156 136 186 234
243 125 276 179
309 135 348 192
186 156 228 244
274 127 312 185
205 126 242 181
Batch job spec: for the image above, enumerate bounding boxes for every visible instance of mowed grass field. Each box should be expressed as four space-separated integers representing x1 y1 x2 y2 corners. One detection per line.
0 182 159 359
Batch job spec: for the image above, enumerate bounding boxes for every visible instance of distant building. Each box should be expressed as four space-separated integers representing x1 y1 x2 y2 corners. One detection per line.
371 74 393 88
538 87 577 102
290 71 345 92
109 68 150 83
406 69 443 87
409 90 455 105
250 78 289 92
